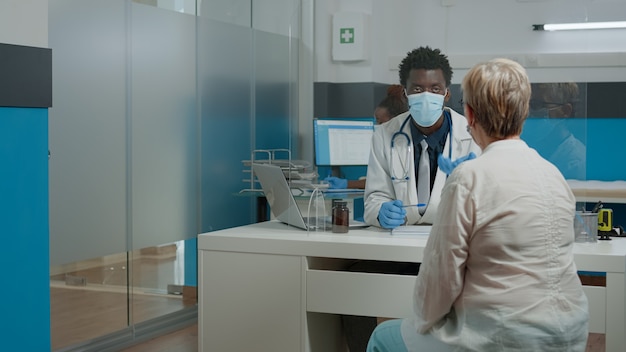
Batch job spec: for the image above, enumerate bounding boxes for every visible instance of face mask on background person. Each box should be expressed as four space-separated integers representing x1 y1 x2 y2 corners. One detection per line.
407 91 445 127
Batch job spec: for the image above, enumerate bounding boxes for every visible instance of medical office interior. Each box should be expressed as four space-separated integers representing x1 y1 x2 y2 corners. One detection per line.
1 0 626 351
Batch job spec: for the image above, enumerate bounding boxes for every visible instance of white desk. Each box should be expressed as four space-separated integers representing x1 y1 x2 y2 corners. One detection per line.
198 221 626 352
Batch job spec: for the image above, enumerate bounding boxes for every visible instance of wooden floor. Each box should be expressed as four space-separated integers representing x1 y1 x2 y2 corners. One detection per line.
120 323 198 352
586 333 605 352
50 243 195 350
50 285 193 349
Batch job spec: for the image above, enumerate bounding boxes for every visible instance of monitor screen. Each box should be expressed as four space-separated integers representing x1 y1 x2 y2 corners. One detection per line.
314 118 375 166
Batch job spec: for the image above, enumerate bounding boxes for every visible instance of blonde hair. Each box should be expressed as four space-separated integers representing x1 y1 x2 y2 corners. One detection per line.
462 58 531 138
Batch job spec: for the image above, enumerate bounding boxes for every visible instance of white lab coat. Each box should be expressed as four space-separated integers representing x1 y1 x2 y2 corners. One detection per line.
401 139 589 351
364 109 480 226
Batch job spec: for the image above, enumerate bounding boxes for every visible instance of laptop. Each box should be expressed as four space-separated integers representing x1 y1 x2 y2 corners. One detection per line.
252 163 369 231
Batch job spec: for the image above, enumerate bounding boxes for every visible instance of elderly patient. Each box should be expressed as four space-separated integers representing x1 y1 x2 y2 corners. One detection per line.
366 58 589 352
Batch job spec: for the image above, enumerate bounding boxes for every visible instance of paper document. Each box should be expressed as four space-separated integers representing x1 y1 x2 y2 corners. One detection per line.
391 225 432 236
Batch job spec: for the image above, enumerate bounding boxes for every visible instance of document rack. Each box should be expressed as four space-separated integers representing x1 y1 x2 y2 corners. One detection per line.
240 149 314 193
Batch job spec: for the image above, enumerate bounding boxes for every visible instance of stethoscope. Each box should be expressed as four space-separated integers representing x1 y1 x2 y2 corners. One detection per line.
390 112 452 182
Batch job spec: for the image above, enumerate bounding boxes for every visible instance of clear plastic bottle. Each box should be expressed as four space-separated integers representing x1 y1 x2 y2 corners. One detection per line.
332 201 350 233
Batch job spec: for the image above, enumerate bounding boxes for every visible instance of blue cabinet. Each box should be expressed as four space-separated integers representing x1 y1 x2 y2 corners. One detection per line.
0 43 52 350
0 107 50 350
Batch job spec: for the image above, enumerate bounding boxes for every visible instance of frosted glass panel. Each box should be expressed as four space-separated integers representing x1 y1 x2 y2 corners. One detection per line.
253 0 300 37
49 0 128 265
198 0 251 27
254 0 300 159
254 30 297 152
133 0 196 15
131 4 198 249
198 17 256 232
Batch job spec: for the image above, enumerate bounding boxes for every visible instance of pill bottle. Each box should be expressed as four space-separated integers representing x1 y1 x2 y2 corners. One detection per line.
332 201 349 233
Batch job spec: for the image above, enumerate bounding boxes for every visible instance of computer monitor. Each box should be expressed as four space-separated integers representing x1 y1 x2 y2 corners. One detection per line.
314 118 375 166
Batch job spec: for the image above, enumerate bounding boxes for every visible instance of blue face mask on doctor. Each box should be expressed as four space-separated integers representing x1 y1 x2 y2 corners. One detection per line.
407 91 445 127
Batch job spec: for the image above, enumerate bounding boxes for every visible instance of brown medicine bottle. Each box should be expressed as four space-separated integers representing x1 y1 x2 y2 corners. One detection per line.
332 201 349 233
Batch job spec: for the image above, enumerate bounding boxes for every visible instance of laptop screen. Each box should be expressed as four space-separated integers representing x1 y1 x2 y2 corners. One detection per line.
252 163 310 230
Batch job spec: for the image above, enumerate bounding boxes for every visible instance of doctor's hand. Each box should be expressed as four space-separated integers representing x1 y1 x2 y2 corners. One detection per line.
324 176 348 189
378 200 407 229
438 152 476 175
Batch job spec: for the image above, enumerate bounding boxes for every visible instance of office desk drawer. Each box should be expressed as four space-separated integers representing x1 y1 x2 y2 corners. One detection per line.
306 269 606 334
306 269 414 318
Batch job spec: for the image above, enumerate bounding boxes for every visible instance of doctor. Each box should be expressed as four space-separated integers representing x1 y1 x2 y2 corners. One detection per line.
364 46 481 228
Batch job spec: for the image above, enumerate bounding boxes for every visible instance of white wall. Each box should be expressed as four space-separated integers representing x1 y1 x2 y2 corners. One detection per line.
0 0 48 47
315 0 626 84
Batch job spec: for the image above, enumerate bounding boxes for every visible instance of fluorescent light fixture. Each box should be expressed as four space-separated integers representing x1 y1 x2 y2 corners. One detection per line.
533 21 626 31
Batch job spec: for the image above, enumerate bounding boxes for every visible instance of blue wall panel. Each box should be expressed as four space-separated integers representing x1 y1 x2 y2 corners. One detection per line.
0 107 49 350
586 118 626 181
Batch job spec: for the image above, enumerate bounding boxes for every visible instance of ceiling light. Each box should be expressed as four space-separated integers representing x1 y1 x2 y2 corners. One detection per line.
533 21 626 31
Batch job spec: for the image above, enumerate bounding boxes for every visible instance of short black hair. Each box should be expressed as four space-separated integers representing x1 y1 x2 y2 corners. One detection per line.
398 46 453 87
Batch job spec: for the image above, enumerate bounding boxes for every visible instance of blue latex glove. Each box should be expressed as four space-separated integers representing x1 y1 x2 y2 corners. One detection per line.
438 152 476 175
324 176 348 189
378 200 407 229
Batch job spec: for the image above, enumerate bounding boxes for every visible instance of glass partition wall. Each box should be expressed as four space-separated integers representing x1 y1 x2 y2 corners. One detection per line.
49 0 302 350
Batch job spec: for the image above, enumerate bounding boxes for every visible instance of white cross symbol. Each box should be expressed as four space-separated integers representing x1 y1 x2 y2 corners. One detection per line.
340 28 354 43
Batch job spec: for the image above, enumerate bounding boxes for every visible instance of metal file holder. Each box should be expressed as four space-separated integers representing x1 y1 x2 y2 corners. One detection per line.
240 149 312 193
240 149 294 193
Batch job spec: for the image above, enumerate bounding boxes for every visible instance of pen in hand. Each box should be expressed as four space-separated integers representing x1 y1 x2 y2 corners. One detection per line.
402 203 426 208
